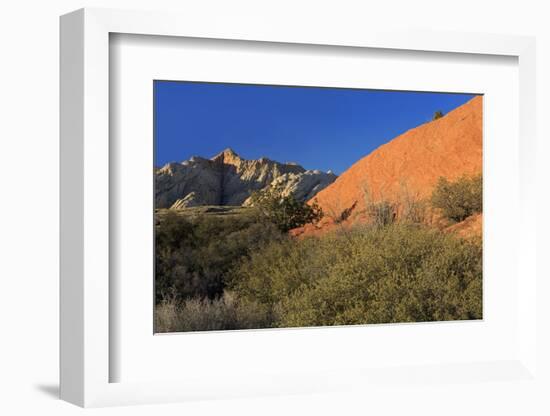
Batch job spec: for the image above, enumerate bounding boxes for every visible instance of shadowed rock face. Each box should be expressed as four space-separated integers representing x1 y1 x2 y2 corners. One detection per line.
155 148 337 208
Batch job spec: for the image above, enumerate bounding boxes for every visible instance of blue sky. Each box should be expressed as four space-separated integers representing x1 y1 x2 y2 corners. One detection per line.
154 81 476 175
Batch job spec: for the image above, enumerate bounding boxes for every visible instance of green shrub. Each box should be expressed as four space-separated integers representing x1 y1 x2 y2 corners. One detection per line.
230 235 338 305
433 110 444 120
231 224 482 327
248 188 323 232
156 183 483 331
155 211 283 303
431 174 482 222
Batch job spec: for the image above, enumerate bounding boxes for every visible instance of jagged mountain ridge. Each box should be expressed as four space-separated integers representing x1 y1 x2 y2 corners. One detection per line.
155 148 337 208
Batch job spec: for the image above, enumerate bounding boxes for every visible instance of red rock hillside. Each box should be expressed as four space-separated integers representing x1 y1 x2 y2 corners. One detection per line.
292 96 482 236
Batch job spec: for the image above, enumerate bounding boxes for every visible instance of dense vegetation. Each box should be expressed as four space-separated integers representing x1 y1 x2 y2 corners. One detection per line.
232 224 481 327
248 188 323 232
155 174 483 332
155 209 283 303
431 174 482 222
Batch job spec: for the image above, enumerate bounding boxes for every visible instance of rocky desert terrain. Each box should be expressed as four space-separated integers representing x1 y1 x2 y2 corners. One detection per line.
291 95 483 237
155 96 484 332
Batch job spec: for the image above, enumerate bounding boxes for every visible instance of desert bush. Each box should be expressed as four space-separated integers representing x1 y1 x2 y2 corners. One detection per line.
362 183 398 226
248 188 323 232
230 234 343 305
154 296 181 333
400 198 429 224
367 200 398 226
360 185 398 227
231 224 482 327
154 294 237 332
155 211 283 303
433 110 444 120
339 201 357 222
397 183 429 225
361 182 429 226
431 174 482 222
176 294 238 331
157 177 482 331
154 291 275 332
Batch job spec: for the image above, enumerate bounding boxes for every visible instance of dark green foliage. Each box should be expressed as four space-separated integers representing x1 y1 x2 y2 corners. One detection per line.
248 189 323 232
231 224 482 327
431 174 482 222
155 211 283 303
156 184 483 331
433 110 444 120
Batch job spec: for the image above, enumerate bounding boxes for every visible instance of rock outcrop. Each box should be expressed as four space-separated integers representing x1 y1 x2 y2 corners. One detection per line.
155 148 337 208
242 169 337 206
311 96 482 218
444 213 482 238
290 96 483 237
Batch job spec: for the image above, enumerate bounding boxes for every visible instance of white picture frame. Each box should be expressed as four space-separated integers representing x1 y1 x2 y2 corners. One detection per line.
60 7 539 408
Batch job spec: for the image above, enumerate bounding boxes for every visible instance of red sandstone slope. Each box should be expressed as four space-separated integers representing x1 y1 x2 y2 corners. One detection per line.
444 213 482 238
311 96 483 218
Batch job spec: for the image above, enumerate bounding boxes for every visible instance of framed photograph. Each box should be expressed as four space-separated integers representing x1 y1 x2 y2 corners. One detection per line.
60 8 539 408
153 81 483 334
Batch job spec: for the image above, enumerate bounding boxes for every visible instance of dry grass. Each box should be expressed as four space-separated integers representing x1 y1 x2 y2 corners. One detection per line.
155 291 273 333
360 182 430 227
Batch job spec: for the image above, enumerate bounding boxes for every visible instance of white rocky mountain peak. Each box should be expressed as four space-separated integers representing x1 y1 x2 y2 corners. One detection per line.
211 147 241 162
156 149 337 209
